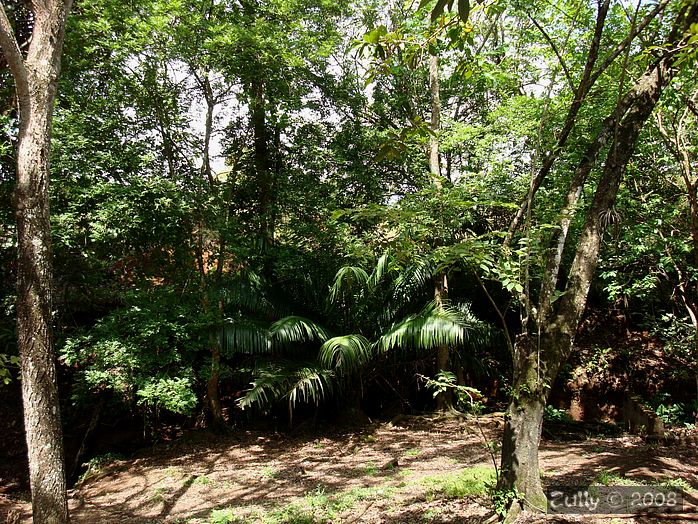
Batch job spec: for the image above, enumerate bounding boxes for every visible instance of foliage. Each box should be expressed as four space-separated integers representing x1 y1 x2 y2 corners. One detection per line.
0 353 18 386
136 377 198 415
231 250 497 419
1 0 695 473
77 453 124 485
491 486 522 518
649 393 698 427
60 287 207 415
423 370 483 413
543 406 573 424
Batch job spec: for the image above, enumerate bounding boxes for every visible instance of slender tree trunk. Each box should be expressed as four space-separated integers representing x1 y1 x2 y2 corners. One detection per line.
192 71 227 432
201 72 215 186
251 77 273 246
434 272 452 410
206 232 228 431
499 7 697 519
206 336 226 430
428 53 441 180
0 1 72 522
427 53 452 410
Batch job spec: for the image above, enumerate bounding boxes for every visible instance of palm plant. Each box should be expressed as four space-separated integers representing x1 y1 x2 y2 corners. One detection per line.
227 251 497 424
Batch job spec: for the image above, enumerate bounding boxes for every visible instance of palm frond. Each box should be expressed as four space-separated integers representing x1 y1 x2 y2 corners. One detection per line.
270 316 330 345
286 366 334 408
392 257 435 308
318 334 372 375
376 302 471 354
328 266 369 306
236 363 289 410
368 250 392 290
217 272 277 318
236 362 334 426
219 318 270 355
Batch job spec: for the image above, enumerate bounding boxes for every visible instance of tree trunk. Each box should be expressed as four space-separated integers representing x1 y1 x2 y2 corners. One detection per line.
251 77 273 246
0 1 72 522
206 337 226 431
200 71 215 186
499 5 698 519
428 53 441 179
499 332 570 520
503 0 671 247
427 53 452 410
434 272 452 411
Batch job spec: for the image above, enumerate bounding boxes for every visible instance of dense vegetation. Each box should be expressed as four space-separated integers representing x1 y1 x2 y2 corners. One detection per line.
1 0 697 521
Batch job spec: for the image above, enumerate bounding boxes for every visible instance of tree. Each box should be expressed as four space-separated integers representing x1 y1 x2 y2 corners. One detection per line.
498 3 698 520
0 0 72 522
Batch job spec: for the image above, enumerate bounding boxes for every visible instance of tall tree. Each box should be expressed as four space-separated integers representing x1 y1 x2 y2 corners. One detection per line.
498 3 698 521
0 0 72 522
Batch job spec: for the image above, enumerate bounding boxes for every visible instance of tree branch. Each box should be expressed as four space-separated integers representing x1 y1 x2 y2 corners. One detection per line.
504 0 610 247
588 0 671 86
527 14 575 93
0 1 30 103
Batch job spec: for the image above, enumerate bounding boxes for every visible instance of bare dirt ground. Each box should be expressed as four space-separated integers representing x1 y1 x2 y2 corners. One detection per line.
1 414 697 524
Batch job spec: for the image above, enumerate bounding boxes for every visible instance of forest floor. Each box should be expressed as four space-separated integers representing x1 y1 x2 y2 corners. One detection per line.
1 413 697 524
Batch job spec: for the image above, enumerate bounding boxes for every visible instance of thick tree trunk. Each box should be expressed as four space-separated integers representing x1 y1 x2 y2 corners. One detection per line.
499 332 570 520
16 136 69 521
0 1 72 522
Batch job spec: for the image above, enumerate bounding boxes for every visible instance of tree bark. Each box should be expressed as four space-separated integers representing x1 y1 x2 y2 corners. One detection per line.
206 335 226 431
428 53 441 180
499 5 698 519
200 71 215 186
434 272 452 410
0 1 72 522
251 77 273 246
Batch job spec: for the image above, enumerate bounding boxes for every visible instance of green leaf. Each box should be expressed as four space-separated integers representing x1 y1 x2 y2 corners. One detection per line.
457 0 470 22
363 25 387 44
431 0 449 22
219 319 270 355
